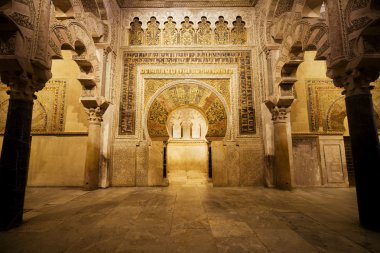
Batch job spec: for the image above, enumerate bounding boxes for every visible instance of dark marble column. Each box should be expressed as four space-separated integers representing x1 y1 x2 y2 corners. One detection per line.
346 93 380 231
0 98 33 230
337 69 380 231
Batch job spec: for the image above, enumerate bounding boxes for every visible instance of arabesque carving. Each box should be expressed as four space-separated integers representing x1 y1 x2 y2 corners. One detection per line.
146 16 161 45
129 17 144 45
231 16 247 45
163 16 178 45
214 16 229 45
179 16 195 45
197 16 212 45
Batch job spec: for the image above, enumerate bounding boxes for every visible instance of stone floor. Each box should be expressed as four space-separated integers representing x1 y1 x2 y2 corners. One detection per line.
0 186 380 253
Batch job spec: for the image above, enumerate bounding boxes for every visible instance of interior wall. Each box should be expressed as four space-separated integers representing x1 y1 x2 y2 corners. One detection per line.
290 51 349 187
291 51 328 132
52 50 88 132
0 50 89 187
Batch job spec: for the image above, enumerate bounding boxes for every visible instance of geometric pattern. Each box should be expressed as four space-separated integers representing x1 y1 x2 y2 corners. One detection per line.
0 79 66 133
120 50 255 136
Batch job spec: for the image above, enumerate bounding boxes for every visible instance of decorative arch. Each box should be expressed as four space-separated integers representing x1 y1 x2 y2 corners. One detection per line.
143 79 231 142
326 97 346 132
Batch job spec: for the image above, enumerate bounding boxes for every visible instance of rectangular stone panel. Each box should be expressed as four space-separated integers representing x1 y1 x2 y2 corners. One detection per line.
239 144 264 186
148 141 164 186
112 142 136 186
226 144 240 186
136 141 149 186
318 136 348 187
292 136 322 186
211 141 227 186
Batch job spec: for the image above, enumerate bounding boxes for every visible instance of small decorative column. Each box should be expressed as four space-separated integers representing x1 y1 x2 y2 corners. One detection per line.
0 73 43 230
334 69 380 230
265 83 295 190
81 97 109 190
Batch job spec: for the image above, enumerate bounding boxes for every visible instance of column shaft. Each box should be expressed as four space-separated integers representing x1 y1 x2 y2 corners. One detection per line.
83 122 101 190
345 93 380 231
0 99 33 230
273 121 293 190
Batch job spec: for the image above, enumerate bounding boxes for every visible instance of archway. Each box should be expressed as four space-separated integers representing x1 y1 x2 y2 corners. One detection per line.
144 80 229 185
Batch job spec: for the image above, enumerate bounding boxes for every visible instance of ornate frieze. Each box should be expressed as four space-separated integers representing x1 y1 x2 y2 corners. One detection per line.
127 15 249 46
120 50 255 136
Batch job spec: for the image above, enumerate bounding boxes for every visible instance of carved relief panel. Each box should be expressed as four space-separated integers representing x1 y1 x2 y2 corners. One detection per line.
180 16 195 45
197 16 212 45
129 17 144 45
231 16 247 45
163 16 178 45
215 16 230 45
146 16 161 45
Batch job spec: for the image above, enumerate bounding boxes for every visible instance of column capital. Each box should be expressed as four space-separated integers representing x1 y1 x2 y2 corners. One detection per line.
265 99 291 123
81 96 110 124
0 71 46 101
330 68 378 97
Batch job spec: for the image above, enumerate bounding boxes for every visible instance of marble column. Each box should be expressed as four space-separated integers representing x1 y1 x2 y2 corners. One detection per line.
272 107 293 190
81 98 109 190
336 69 380 231
0 74 36 230
265 97 294 190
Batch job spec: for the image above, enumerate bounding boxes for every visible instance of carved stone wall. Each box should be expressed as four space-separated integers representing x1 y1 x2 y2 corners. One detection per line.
0 79 66 133
111 141 137 186
211 140 264 186
119 50 256 136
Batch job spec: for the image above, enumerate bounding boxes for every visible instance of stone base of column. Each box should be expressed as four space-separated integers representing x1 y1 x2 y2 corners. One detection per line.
0 99 33 231
346 94 380 231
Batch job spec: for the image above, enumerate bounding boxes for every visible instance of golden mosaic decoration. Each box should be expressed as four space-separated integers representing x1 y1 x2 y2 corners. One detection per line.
307 79 380 133
146 82 228 138
120 50 255 136
0 79 66 133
